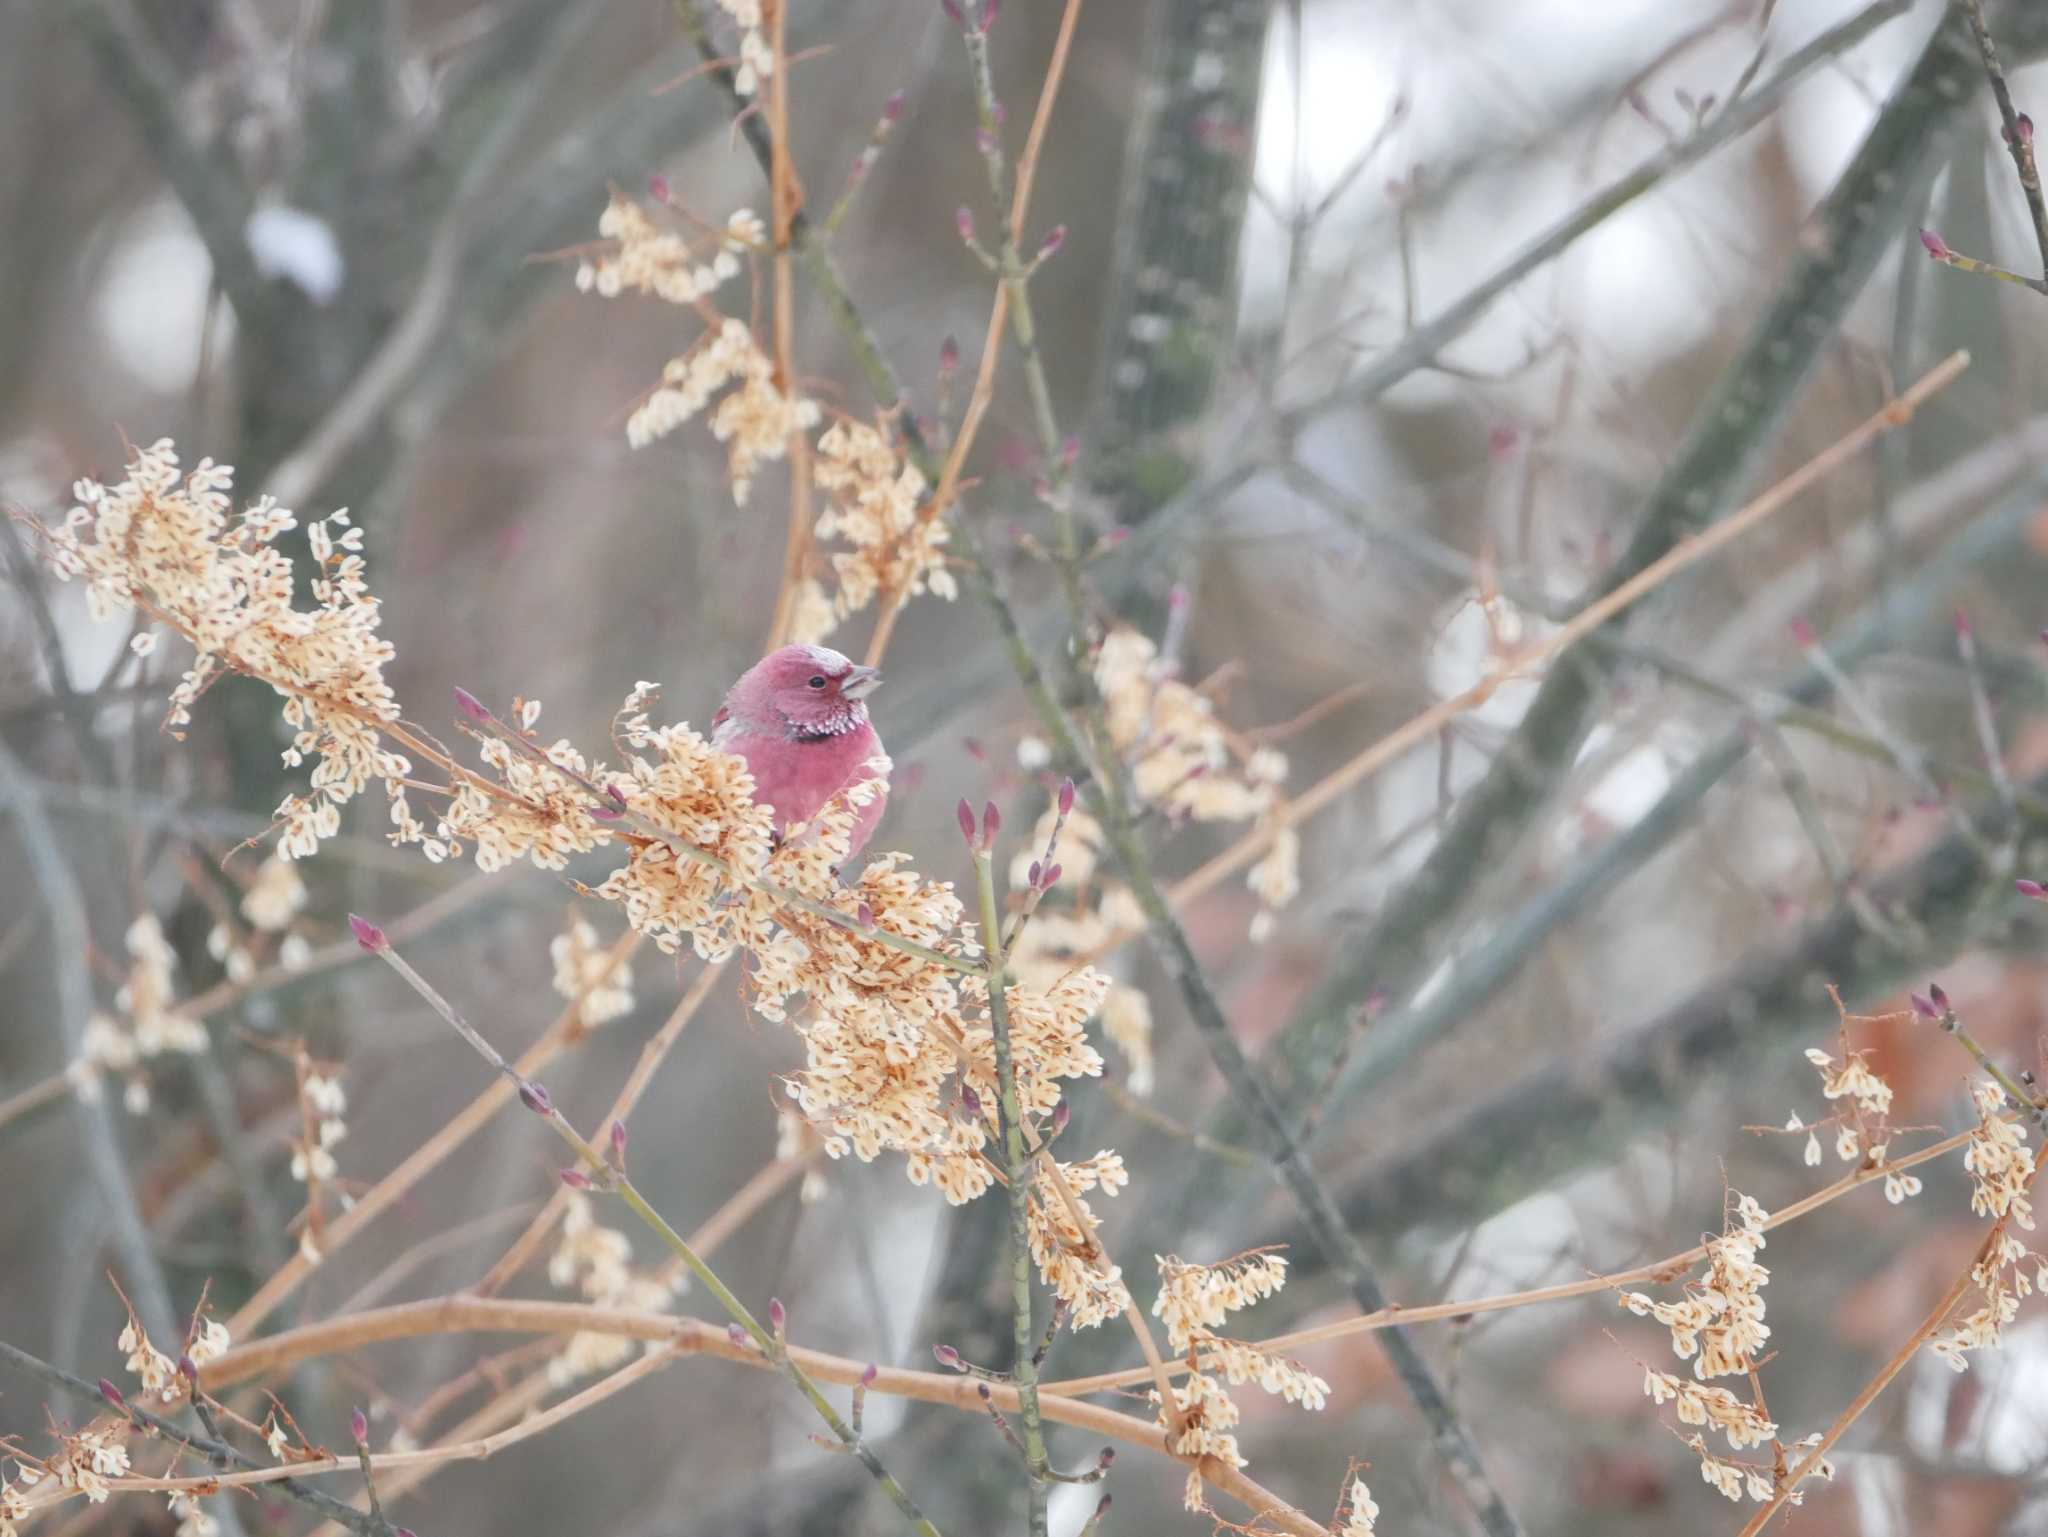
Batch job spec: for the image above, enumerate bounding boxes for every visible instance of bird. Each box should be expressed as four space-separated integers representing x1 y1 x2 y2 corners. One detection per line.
712 643 888 859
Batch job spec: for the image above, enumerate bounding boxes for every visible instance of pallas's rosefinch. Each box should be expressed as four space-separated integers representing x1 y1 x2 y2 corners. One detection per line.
712 644 888 858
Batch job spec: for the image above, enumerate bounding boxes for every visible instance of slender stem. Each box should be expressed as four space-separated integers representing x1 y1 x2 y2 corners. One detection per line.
975 845 1052 1536
1961 0 2048 280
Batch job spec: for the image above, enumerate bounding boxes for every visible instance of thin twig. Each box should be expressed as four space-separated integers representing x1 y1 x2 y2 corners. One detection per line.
1961 0 2048 279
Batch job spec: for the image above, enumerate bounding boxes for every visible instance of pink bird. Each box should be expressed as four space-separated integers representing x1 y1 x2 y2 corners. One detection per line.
713 644 888 859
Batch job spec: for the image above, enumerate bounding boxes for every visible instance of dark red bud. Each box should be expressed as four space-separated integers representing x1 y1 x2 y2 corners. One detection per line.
981 801 1001 849
729 1322 751 1348
453 687 492 723
606 783 628 808
2017 878 2047 900
590 805 623 822
1919 227 1951 261
98 1379 126 1411
934 1343 962 1369
861 1362 879 1387
1027 861 1042 889
882 90 906 123
956 206 975 242
960 1084 981 1116
957 798 977 845
178 1355 198 1384
1040 863 1061 891
348 914 387 952
977 1382 992 1400
939 335 959 374
1057 779 1075 816
560 1167 593 1189
1910 993 1939 1020
609 1120 628 1157
1955 607 1974 640
856 902 875 928
1929 981 1950 1011
1098 1446 1115 1466
519 1079 554 1116
981 0 999 28
939 0 964 22
648 173 671 203
1789 618 1817 649
350 1407 369 1446
2019 114 2035 144
963 736 986 761
768 1297 786 1333
1051 1101 1070 1135
1036 225 1067 261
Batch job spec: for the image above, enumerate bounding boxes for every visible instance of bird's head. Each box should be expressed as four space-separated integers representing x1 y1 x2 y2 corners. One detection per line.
728 644 882 739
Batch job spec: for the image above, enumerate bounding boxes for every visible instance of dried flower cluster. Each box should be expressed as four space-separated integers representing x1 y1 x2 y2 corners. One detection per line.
1155 1250 1329 1409
1150 1249 1329 1512
71 915 208 1114
1338 1475 1379 1537
1930 1079 2043 1370
789 416 956 646
575 193 757 305
1024 1150 1130 1329
714 0 773 96
36 441 398 862
1622 1192 1832 1505
550 914 637 1028
1787 1027 1917 1198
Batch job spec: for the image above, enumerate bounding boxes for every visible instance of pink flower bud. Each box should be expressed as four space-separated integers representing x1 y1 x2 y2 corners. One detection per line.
1106 527 1131 545
939 0 964 23
1061 435 1079 467
590 804 622 822
519 1079 553 1116
960 1084 981 1116
981 801 1001 848
1027 860 1042 889
729 1322 751 1348
2019 113 2036 144
648 173 671 203
1929 981 1950 1011
963 736 986 761
861 1362 879 1387
1910 992 1938 1020
933 1343 962 1369
977 1381 992 1401
1051 1101 1070 1135
1036 225 1067 261
98 1379 126 1411
956 206 976 243
2018 878 2047 900
610 1120 628 1158
1058 779 1075 816
856 902 875 928
1168 583 1190 612
1098 1446 1115 1466
1040 863 1062 890
939 334 959 375
178 1354 198 1384
606 783 628 807
348 914 387 952
1788 618 1817 649
882 90 906 124
453 686 492 723
1919 227 1951 261
1954 607 1973 639
768 1297 786 1333
957 798 977 845
350 1407 369 1446
560 1167 593 1189
981 0 1000 28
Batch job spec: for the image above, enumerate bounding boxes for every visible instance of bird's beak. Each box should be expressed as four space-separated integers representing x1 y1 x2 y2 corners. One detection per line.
841 664 883 700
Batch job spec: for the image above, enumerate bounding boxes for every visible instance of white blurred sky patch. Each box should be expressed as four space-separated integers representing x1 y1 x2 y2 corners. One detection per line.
93 195 226 395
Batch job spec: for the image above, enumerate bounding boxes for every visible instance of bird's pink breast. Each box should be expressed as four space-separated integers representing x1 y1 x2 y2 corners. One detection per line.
729 719 887 856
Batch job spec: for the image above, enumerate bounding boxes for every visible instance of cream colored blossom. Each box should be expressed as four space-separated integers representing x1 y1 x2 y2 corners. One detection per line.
626 319 819 506
241 855 307 931
574 191 752 304
550 915 636 1027
810 417 953 628
1101 984 1154 1096
1339 1476 1378 1537
1618 1190 1770 1379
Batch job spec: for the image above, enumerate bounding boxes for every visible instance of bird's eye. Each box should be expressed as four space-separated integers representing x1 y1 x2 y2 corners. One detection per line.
808 675 827 689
